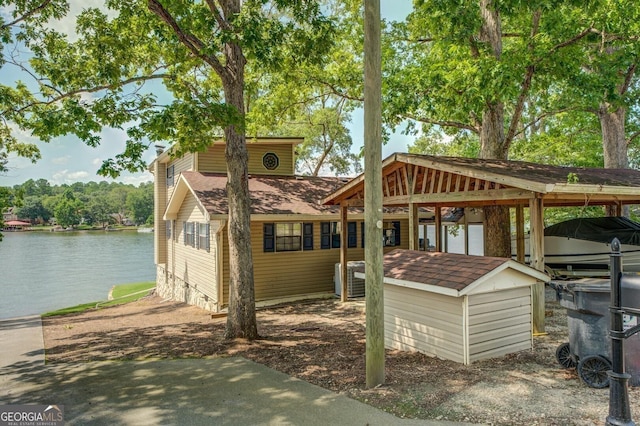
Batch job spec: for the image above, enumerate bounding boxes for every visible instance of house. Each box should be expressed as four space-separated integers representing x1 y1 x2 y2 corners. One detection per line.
2 207 18 222
150 137 413 312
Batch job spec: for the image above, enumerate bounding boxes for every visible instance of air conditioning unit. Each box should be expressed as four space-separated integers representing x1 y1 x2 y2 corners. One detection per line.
334 261 365 298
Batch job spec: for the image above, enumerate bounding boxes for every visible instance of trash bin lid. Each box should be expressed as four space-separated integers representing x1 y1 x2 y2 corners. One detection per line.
554 278 610 293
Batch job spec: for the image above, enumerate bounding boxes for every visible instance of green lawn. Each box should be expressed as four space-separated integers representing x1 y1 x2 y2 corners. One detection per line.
42 281 156 317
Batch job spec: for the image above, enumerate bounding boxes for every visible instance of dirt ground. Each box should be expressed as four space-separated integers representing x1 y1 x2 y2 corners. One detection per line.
43 287 639 426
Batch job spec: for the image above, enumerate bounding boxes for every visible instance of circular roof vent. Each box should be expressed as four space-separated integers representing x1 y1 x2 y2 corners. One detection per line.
262 152 280 171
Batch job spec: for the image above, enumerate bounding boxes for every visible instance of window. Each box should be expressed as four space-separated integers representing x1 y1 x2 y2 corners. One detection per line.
360 221 401 247
166 165 175 187
276 223 301 251
183 221 195 247
198 223 210 252
347 222 357 248
264 222 313 252
383 221 401 247
166 220 172 239
302 223 313 250
262 152 280 170
321 221 341 249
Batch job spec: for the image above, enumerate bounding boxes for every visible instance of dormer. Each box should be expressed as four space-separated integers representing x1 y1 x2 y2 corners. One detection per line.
197 137 302 176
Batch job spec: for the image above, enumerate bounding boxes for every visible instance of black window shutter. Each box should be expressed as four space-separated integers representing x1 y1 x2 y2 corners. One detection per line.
393 221 401 246
348 222 357 248
320 222 331 249
263 223 275 252
206 223 210 252
361 222 365 248
183 221 187 245
303 223 313 250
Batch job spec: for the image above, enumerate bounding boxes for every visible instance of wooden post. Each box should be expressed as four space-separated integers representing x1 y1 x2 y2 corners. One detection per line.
340 204 348 303
435 207 442 252
529 197 545 334
463 208 469 255
409 202 419 250
364 0 384 388
516 204 525 263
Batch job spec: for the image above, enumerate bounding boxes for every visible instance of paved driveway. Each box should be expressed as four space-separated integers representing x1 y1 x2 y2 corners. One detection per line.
0 316 476 425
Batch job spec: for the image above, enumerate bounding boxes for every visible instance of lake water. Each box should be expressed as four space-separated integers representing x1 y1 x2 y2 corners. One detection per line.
0 230 155 319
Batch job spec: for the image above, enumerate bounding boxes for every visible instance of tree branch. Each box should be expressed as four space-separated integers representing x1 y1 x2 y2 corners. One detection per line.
403 113 480 134
627 130 640 145
547 26 595 56
619 62 637 95
514 107 579 139
309 77 364 102
147 0 228 79
1 0 52 29
6 73 170 116
506 10 540 145
204 0 230 32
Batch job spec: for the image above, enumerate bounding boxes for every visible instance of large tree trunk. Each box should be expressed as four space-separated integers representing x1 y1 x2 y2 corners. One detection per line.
599 103 629 217
221 21 258 340
480 103 512 258
599 104 628 169
478 0 511 258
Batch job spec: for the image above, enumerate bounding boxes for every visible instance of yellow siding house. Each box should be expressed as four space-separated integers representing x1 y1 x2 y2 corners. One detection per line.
150 137 410 312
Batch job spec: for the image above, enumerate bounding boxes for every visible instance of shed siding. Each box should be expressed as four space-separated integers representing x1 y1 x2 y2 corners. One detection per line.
467 287 532 363
198 143 295 175
384 284 465 364
222 219 410 304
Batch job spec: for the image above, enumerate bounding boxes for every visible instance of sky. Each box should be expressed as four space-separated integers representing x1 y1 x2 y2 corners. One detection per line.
0 0 415 187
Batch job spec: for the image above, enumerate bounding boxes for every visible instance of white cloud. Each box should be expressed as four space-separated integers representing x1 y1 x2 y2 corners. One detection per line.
51 169 91 184
119 171 154 187
51 156 71 165
48 0 119 42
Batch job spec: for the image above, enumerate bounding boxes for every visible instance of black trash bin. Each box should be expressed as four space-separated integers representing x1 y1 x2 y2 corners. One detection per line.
550 278 640 388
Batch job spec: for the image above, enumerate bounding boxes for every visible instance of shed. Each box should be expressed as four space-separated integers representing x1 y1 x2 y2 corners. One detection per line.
354 249 549 365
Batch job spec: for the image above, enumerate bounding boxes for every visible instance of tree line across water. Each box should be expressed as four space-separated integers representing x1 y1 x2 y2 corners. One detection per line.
2 179 153 230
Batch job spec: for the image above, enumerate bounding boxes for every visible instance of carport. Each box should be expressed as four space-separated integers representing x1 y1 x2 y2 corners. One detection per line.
323 153 640 333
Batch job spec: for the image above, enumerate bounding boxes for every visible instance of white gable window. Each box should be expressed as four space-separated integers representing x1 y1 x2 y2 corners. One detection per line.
198 223 210 252
183 221 195 247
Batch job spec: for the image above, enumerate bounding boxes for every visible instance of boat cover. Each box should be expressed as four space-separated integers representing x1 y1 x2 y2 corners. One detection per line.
545 217 640 246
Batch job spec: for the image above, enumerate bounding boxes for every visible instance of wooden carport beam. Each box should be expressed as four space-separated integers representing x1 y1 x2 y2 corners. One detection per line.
515 205 525 263
435 207 442 252
340 203 348 302
409 203 419 250
529 197 545 335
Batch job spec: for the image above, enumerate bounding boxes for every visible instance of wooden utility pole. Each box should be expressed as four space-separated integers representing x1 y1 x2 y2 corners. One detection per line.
364 0 384 388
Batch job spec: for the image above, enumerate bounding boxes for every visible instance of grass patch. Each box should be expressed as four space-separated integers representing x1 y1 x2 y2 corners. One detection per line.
110 281 156 300
42 281 156 317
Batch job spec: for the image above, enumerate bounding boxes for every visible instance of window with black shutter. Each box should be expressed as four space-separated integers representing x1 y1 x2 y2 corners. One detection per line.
348 222 357 248
320 222 331 249
263 223 275 252
303 223 314 250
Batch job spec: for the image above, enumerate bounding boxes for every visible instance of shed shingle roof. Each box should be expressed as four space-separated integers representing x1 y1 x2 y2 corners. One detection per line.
354 249 510 291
